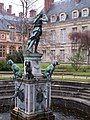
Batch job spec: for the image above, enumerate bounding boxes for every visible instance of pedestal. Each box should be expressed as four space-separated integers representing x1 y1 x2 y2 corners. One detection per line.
11 53 55 120
11 108 55 120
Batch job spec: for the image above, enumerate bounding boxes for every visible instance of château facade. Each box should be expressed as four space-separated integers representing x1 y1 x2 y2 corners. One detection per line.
0 3 35 60
38 0 90 63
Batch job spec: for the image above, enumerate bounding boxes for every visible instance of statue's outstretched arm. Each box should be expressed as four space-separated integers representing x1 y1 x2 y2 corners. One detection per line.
41 14 48 22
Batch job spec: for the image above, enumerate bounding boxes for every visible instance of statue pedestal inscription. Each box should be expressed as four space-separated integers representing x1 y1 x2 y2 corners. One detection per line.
11 53 55 120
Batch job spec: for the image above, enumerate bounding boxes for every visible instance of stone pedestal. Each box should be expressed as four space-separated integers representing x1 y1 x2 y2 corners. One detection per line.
11 108 55 120
24 53 42 76
11 53 55 120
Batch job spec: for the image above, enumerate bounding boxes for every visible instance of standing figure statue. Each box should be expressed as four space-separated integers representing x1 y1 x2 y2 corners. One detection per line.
26 13 48 53
7 59 22 79
43 61 58 79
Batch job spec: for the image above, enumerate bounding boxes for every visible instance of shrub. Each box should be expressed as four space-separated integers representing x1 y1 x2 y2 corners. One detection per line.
6 51 24 63
0 60 11 71
69 52 84 71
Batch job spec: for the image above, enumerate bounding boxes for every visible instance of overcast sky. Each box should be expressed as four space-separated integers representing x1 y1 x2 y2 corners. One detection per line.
0 0 60 16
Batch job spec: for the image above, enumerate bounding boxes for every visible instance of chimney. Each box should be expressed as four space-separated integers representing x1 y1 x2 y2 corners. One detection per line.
75 0 81 3
9 5 12 14
0 3 4 13
44 0 54 13
7 5 12 15
19 12 24 17
29 9 36 17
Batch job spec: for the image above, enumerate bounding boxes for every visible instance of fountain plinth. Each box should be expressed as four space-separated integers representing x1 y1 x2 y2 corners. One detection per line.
11 53 55 120
11 13 54 120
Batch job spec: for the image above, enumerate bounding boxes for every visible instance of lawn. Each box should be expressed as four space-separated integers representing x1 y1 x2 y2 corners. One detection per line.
0 63 90 83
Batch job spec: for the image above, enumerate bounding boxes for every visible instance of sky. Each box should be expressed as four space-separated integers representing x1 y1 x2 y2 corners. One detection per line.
0 0 60 16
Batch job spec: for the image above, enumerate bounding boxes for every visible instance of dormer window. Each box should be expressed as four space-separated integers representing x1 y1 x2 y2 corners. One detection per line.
50 14 57 23
59 13 67 21
82 8 89 17
72 10 79 19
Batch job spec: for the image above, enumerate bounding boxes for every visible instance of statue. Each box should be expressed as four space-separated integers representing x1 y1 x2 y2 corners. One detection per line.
25 61 34 80
7 59 22 79
26 13 48 53
43 61 58 79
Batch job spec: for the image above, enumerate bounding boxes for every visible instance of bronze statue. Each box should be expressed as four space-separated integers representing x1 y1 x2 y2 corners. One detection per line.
25 61 34 79
43 61 58 79
26 13 48 53
7 59 22 79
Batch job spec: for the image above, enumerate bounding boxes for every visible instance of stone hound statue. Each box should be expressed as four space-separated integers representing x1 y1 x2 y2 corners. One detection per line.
43 61 58 79
7 59 22 79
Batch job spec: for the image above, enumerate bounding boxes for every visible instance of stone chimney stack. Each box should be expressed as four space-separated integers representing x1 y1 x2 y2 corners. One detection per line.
44 0 54 13
75 0 81 3
0 3 4 13
19 12 24 17
7 5 12 14
9 5 12 14
29 9 36 17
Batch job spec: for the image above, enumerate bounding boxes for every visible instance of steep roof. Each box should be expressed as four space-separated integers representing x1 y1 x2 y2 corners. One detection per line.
0 13 33 32
47 0 90 19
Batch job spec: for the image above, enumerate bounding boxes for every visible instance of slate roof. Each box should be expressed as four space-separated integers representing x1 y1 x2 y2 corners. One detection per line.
47 0 90 20
0 13 33 32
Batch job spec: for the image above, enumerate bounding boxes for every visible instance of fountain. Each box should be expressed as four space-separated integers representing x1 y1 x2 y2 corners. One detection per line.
10 13 55 120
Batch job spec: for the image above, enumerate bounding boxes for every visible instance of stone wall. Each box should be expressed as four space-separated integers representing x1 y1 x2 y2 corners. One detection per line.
51 80 90 117
0 80 15 112
0 80 90 118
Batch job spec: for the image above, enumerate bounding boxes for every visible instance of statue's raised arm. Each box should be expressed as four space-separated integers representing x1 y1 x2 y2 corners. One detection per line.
25 13 48 53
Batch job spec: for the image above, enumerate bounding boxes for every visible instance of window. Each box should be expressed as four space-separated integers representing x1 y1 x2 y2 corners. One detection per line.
0 45 6 57
81 49 87 62
50 14 57 23
42 50 46 61
0 33 6 40
60 28 67 43
59 13 67 21
72 27 77 32
60 50 65 62
72 10 79 19
9 46 16 54
50 50 55 61
82 8 89 17
9 26 16 41
82 26 88 31
18 34 22 41
51 30 56 42
18 46 22 51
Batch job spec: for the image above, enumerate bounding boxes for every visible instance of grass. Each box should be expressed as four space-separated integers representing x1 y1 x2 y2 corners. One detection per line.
0 63 90 83
52 77 90 83
53 71 90 76
0 77 12 80
17 63 24 72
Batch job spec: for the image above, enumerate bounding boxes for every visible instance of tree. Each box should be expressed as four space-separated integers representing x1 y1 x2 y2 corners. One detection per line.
69 30 90 64
69 52 84 71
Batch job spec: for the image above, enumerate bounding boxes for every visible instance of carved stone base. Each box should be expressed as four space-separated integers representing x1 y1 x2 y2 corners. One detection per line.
11 109 55 120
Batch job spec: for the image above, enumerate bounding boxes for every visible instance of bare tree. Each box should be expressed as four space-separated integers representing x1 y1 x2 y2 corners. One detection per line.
69 30 90 64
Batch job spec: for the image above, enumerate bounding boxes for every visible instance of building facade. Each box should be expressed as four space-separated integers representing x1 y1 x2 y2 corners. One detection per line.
0 3 36 60
38 0 90 63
